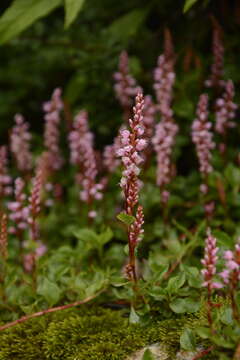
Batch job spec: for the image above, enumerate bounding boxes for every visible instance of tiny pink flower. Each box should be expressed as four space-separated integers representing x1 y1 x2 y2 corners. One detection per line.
201 229 222 291
88 210 97 218
224 250 234 260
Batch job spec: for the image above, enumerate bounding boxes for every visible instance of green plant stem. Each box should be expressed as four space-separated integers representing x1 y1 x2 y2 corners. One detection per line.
0 290 104 332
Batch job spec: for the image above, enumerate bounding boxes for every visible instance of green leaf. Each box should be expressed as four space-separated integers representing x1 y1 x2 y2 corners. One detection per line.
220 307 233 325
110 275 128 287
224 164 240 188
148 286 167 301
117 212 135 226
183 266 202 288
169 297 200 313
167 273 186 294
142 348 155 360
195 326 211 339
20 301 39 315
211 230 232 247
107 9 148 43
37 278 61 306
150 264 169 282
98 228 113 246
183 0 199 13
64 0 85 28
180 328 196 351
0 0 62 44
73 228 99 246
172 219 193 240
211 336 235 349
129 306 140 324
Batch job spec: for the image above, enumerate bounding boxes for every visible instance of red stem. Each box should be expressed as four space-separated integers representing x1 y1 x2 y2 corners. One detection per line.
192 346 214 360
207 284 214 333
0 290 104 331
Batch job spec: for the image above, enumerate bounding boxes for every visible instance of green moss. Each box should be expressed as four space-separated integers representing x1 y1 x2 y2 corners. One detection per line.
0 305 213 360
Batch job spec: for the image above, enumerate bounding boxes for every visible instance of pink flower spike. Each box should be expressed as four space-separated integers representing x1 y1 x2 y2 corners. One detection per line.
224 250 234 260
153 54 175 121
201 229 222 291
7 177 29 236
117 93 146 282
152 51 178 195
114 51 142 120
43 88 64 171
0 146 12 198
215 80 237 136
205 26 225 89
212 282 223 289
192 94 215 178
10 114 32 172
219 269 230 284
68 110 103 207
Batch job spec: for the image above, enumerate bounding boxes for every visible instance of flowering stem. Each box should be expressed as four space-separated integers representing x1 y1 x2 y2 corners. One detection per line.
230 282 240 323
201 229 222 333
207 284 214 333
128 233 137 284
117 93 146 287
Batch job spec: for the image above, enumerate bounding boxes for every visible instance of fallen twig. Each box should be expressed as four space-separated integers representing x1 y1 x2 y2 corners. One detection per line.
192 346 214 360
0 290 104 331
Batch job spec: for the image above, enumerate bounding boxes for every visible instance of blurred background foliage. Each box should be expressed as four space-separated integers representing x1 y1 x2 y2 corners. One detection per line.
0 0 240 145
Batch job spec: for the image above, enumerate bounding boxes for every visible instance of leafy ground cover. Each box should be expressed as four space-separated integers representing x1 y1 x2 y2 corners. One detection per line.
0 13 240 359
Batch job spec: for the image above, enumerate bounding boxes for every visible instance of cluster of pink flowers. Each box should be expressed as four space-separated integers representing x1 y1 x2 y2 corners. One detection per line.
68 111 103 214
117 93 146 281
23 241 47 273
153 54 175 119
129 205 144 246
69 110 94 165
28 169 43 241
0 214 8 259
43 88 64 171
10 114 32 172
7 178 29 235
114 51 142 119
201 229 222 290
220 245 240 285
204 201 215 219
192 94 215 178
117 94 146 211
0 146 12 198
205 27 225 88
7 173 47 272
152 52 178 198
152 120 178 190
142 95 156 141
103 96 156 175
215 80 237 135
33 151 57 207
103 134 121 173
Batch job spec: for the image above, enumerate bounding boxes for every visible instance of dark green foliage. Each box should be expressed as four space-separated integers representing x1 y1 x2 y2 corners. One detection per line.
0 0 239 141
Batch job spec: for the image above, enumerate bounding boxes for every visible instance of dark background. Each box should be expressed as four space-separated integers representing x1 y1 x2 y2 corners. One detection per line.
0 0 240 146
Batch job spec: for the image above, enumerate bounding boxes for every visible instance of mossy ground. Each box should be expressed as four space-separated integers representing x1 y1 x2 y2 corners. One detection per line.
0 305 219 360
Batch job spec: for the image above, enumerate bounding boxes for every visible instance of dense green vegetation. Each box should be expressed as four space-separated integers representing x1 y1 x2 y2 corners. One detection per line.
0 1 240 359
